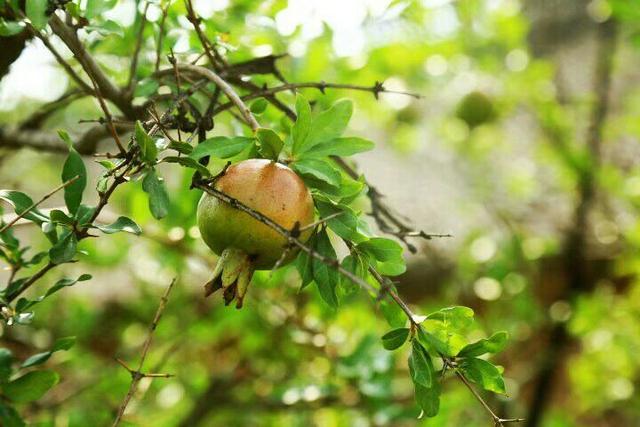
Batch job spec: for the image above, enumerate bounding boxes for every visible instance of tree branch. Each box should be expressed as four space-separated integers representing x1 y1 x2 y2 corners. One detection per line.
48 14 139 118
112 278 176 426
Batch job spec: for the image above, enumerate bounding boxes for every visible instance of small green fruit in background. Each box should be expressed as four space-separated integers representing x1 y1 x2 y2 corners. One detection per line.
455 91 497 129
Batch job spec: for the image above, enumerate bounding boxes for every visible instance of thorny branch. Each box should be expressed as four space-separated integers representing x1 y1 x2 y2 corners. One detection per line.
112 278 176 427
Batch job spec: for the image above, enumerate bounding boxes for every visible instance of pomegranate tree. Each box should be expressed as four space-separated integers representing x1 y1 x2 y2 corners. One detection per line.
197 158 315 308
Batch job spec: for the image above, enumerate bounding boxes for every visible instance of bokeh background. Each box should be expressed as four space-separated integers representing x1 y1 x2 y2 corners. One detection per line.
1 0 640 426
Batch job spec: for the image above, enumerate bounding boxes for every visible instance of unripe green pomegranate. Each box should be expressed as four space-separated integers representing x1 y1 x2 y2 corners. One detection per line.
455 91 497 129
197 159 315 308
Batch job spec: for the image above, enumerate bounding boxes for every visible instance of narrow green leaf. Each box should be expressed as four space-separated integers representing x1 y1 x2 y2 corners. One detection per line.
135 121 158 164
380 297 406 328
21 336 75 369
291 93 312 156
61 148 87 216
49 209 74 225
94 216 142 235
458 331 509 358
142 170 170 219
414 381 441 417
190 136 254 160
4 370 59 403
339 254 366 294
292 159 341 188
458 357 506 394
295 234 315 289
312 229 339 307
48 232 77 264
256 128 284 160
302 137 375 158
26 0 48 29
52 336 76 351
161 156 211 176
316 201 369 243
357 238 404 262
296 99 353 156
409 340 434 388
0 190 48 224
250 98 268 115
0 348 13 382
381 328 409 350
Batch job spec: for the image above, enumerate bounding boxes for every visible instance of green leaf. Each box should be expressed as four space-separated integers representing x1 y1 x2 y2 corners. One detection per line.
26 0 48 30
52 336 76 351
4 370 59 403
256 128 284 160
312 229 339 307
295 99 353 156
414 381 441 418
380 296 406 328
94 216 142 235
458 357 506 394
357 238 403 262
135 121 158 164
48 231 77 264
0 190 48 224
21 337 76 369
96 160 116 170
316 201 369 243
250 98 268 115
75 204 96 226
409 340 434 388
301 137 375 158
190 136 254 160
85 0 117 19
416 328 450 356
168 141 194 155
142 170 170 220
0 348 13 382
162 156 211 176
376 259 407 276
291 94 312 156
292 159 341 188
295 234 315 289
381 328 409 350
134 78 159 97
61 148 87 216
426 306 475 330
0 402 24 427
458 331 509 358
0 19 25 37
339 254 366 294
49 209 74 225
416 307 475 356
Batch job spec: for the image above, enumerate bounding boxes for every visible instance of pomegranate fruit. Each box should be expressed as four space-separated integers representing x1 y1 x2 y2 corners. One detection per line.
197 158 315 308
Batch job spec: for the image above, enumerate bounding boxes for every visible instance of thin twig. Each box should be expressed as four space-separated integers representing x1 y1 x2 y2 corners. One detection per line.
127 1 150 94
455 370 525 426
155 3 169 72
175 63 260 131
208 81 422 117
0 175 79 233
112 278 176 427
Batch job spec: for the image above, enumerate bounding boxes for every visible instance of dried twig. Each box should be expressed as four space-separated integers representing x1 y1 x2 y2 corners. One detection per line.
112 278 176 426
